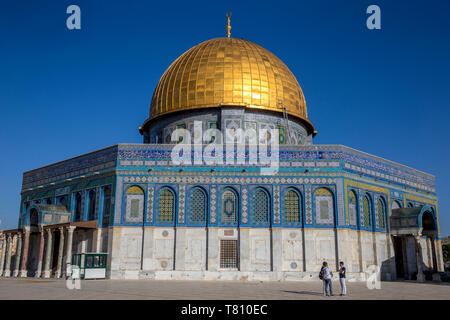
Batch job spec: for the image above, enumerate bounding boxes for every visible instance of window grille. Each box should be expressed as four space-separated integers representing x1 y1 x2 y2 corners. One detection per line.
220 240 238 269
285 190 300 223
377 198 385 228
158 189 174 222
253 189 269 223
190 188 206 222
363 196 371 227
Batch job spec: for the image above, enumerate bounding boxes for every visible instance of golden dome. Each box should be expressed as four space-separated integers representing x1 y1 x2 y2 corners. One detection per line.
145 37 314 133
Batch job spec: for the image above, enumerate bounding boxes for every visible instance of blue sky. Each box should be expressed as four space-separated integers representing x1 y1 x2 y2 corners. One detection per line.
0 0 449 235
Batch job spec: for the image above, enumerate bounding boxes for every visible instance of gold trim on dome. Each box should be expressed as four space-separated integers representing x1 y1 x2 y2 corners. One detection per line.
148 37 312 131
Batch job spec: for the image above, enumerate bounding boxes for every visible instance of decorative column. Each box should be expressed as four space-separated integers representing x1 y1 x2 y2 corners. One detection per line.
430 236 441 281
0 236 7 275
13 232 22 277
19 227 30 277
3 234 13 277
389 235 397 280
64 226 76 278
414 236 425 282
43 228 53 278
92 229 101 253
81 231 87 253
56 227 65 278
35 228 45 278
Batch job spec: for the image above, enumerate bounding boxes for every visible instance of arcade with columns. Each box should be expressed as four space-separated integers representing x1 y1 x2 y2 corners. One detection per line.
0 221 98 278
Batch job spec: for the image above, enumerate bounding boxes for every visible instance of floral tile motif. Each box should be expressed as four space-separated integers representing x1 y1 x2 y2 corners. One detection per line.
210 186 217 223
178 185 186 223
242 187 248 223
305 185 312 224
273 185 280 224
147 185 154 223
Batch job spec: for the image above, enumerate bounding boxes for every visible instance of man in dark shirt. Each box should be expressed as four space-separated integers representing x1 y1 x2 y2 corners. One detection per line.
339 261 347 296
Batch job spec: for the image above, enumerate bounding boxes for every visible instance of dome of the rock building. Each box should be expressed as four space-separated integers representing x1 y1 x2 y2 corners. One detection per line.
142 37 314 134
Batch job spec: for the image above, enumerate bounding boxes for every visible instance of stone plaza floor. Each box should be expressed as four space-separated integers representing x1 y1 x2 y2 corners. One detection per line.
0 278 449 300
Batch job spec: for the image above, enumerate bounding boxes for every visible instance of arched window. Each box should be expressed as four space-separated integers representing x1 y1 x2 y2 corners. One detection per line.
222 189 237 223
348 190 358 226
102 186 111 224
74 192 82 221
158 188 175 222
190 188 207 223
30 208 39 227
377 198 386 229
314 188 334 225
57 196 68 209
88 189 96 220
363 195 371 227
391 200 401 210
252 188 269 223
285 189 300 223
422 211 435 232
125 185 144 223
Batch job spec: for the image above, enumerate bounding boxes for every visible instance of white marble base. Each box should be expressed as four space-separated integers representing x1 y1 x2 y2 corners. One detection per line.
109 270 368 282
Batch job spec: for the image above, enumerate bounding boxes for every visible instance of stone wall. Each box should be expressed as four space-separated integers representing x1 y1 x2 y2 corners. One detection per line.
107 226 383 281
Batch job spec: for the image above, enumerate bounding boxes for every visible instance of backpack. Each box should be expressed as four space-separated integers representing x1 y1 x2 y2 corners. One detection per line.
319 267 324 280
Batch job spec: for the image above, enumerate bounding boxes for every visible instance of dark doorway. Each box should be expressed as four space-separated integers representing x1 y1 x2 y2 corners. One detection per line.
422 212 435 233
393 236 404 279
30 209 39 227
51 231 60 275
26 233 40 277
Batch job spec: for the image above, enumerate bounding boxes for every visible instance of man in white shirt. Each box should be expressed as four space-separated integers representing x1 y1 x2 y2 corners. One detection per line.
321 261 334 296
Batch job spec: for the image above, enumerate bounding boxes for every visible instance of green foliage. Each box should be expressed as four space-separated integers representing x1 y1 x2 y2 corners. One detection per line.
443 244 450 263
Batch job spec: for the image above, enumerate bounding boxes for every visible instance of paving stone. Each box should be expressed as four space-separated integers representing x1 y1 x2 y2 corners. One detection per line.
0 278 449 300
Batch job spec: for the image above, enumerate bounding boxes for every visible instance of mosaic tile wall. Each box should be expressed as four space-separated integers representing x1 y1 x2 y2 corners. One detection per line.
145 108 311 146
19 143 439 236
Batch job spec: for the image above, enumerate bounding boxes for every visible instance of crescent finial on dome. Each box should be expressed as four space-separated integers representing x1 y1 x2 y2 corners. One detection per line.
226 11 232 38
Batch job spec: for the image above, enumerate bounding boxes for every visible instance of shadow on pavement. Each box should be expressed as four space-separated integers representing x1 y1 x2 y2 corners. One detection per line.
282 290 323 296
